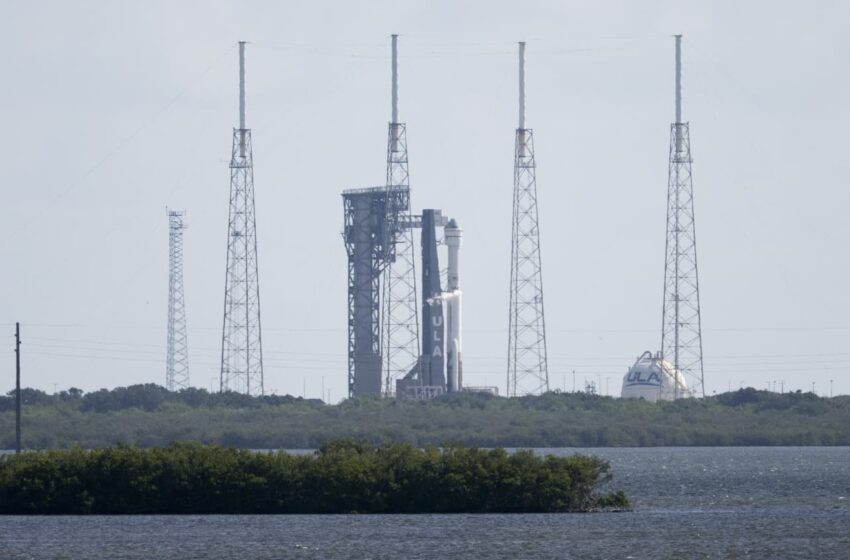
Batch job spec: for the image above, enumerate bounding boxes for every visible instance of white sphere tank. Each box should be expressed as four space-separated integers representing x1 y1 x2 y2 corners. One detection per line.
621 351 689 402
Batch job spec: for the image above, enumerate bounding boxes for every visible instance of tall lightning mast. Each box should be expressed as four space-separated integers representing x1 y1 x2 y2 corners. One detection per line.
381 34 420 396
661 35 705 398
166 209 190 391
507 42 549 396
221 41 264 395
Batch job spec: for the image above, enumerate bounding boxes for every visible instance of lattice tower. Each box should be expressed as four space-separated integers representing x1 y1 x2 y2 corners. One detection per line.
166 209 190 391
381 34 420 396
507 42 549 396
220 41 264 395
661 35 705 398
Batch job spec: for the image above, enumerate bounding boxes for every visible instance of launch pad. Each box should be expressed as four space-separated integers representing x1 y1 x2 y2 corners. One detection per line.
342 188 465 400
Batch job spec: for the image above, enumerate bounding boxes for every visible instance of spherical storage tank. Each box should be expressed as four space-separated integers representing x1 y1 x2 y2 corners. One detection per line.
621 351 689 402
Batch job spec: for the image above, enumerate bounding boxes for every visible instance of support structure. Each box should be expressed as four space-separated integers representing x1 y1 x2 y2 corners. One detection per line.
166 209 190 391
343 185 409 396
507 42 549 396
381 34 420 396
661 35 705 398
221 41 264 395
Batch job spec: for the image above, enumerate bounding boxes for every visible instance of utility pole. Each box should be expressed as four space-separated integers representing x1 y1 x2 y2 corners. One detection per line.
15 322 21 454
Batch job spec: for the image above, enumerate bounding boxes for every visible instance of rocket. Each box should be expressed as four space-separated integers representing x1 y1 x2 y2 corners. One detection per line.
444 219 463 392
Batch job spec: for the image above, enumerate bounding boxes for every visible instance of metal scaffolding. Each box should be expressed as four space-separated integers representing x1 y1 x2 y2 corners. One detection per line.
166 209 190 391
661 35 705 398
381 34 420 396
343 185 409 397
507 42 549 396
220 41 264 395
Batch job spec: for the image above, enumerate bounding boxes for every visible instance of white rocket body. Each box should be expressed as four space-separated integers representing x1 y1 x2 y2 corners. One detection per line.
444 219 462 392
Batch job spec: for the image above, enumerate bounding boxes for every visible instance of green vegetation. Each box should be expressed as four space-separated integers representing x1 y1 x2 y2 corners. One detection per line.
1 385 849 449
0 439 628 514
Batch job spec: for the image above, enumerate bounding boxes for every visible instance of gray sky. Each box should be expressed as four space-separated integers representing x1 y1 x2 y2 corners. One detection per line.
1 0 849 400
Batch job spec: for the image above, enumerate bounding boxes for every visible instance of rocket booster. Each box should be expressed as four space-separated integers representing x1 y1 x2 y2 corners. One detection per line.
445 219 462 392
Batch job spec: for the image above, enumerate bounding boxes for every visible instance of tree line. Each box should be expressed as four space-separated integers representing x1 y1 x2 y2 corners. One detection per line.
0 439 628 514
1 385 848 449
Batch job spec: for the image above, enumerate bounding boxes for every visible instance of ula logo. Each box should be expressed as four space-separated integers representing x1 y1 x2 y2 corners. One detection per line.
626 369 661 386
431 314 443 358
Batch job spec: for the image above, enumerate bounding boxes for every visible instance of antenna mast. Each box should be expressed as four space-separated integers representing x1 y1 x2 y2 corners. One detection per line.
661 35 705 398
221 41 265 395
380 33 421 397
166 209 190 391
391 34 399 127
507 42 549 396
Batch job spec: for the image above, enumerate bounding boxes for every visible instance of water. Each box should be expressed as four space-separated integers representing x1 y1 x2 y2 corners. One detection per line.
2 447 848 559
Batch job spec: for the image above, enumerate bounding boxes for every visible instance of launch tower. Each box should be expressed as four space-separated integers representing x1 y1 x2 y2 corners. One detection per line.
343 185 410 396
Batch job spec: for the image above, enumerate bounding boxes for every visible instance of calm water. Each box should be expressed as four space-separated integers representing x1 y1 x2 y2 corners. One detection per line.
1 447 848 559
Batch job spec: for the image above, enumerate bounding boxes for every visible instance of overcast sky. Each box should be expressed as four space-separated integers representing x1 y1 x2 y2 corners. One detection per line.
1 0 848 400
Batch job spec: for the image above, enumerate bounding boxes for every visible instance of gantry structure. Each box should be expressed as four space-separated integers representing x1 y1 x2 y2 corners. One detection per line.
343 185 410 396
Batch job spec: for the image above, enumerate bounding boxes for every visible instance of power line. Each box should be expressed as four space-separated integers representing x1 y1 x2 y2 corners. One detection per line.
15 321 850 333
0 45 235 247
20 336 850 364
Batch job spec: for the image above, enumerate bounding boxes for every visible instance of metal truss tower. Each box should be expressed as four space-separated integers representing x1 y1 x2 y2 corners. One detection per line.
661 35 705 398
507 42 549 397
166 209 190 391
220 41 264 395
342 185 408 397
381 34 420 396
